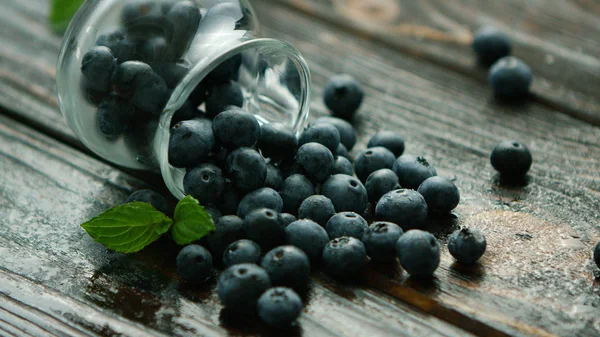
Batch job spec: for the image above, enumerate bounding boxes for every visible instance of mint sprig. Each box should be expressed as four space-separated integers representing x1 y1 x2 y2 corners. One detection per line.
81 196 215 253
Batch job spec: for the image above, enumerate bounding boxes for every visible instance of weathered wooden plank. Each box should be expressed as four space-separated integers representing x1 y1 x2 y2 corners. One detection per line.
0 114 476 337
278 0 600 126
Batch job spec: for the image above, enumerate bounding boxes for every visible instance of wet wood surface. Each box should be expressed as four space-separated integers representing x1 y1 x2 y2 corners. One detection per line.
1 0 599 336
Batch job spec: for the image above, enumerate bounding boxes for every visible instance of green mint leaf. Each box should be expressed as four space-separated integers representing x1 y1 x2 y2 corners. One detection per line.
171 196 216 245
81 202 173 253
50 0 84 33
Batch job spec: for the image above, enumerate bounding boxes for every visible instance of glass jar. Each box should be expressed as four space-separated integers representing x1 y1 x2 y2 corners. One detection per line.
56 0 311 199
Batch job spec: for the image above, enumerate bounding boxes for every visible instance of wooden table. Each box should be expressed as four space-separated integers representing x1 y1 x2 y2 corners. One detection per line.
1 0 599 336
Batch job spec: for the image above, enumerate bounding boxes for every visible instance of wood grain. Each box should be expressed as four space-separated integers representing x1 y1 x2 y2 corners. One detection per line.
279 0 600 126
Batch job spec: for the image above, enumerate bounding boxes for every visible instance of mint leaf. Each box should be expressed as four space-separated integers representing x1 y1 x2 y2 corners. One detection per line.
171 196 216 245
50 0 84 33
81 202 173 253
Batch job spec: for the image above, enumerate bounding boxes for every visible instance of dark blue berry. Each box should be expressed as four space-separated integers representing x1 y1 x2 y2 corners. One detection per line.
166 1 201 58
332 156 354 176
81 78 109 105
168 118 214 168
489 56 532 98
392 155 437 190
367 131 405 157
322 237 366 278
280 174 315 214
223 239 261 267
226 147 267 192
295 143 334 183
204 206 221 222
96 96 135 137
298 195 336 226
448 228 486 264
126 189 170 214
213 109 260 149
299 124 340 154
219 182 243 215
205 81 244 118
264 164 284 190
315 116 357 150
280 213 298 227
217 263 271 313
376 189 428 230
237 187 283 218
96 30 130 62
354 147 396 183
285 219 329 261
396 230 440 277
490 140 532 177
81 46 116 92
326 212 369 239
417 176 460 213
323 74 364 120
152 62 187 89
244 208 286 250
139 36 173 63
183 163 225 205
121 0 169 38
258 123 298 162
261 246 310 289
594 241 600 268
206 215 245 258
113 61 170 115
472 26 512 66
258 287 303 327
362 222 403 262
365 168 401 204
170 100 202 126
321 174 368 214
336 143 351 160
207 54 242 83
279 159 304 178
176 244 213 282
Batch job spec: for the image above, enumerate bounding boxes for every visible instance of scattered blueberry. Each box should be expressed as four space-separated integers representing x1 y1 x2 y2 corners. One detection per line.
168 118 214 168
226 147 267 192
332 156 354 176
323 74 364 120
217 263 271 313
205 81 244 118
237 187 283 218
279 213 298 227
183 163 225 205
258 123 298 162
213 109 260 149
392 155 437 190
219 182 243 216
244 208 286 250
490 140 532 178
176 244 213 282
81 46 116 92
326 212 369 239
365 168 401 204
321 174 368 214
367 131 405 157
295 142 334 183
362 222 403 262
417 176 460 213
448 228 487 264
280 174 315 214
96 96 135 137
206 215 246 259
322 237 367 278
396 230 440 277
594 241 600 268
354 147 396 183
261 245 311 289
315 116 357 151
298 124 340 154
285 219 329 261
489 56 532 98
264 164 284 190
257 287 303 327
375 189 428 230
126 189 170 214
298 195 336 227
223 239 262 267
472 26 512 66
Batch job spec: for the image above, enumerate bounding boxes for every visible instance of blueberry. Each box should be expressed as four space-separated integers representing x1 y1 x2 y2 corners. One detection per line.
490 140 532 177
285 219 329 261
326 212 369 239
332 156 354 176
166 1 202 58
176 244 213 282
121 0 171 38
258 287 303 327
367 131 405 157
258 123 298 162
113 61 170 115
139 36 173 63
417 176 460 213
206 215 245 258
212 109 260 149
365 168 401 204
217 263 271 313
262 246 310 289
204 206 222 222
96 96 135 137
183 163 225 205
81 79 109 105
168 118 214 168
279 159 304 179
298 124 340 154
489 56 532 98
298 195 336 227
189 80 209 107
226 148 267 192
336 143 351 160
322 237 367 278
112 60 153 97
96 30 137 64
594 241 600 268
295 143 334 183
223 239 261 267
237 187 283 218
392 155 437 190
375 189 428 230
396 230 440 277
81 46 116 92
264 164 284 190
472 26 512 66
152 62 187 89
354 147 396 183
170 100 203 126
323 74 364 120
126 189 170 214
448 228 487 264
280 174 315 214
205 81 244 118
280 213 298 227
362 222 403 262
315 116 357 151
321 174 368 214
219 182 243 215
207 54 243 83
244 208 286 250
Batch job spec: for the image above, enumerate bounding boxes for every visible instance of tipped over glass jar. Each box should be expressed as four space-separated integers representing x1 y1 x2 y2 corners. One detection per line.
56 0 311 199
